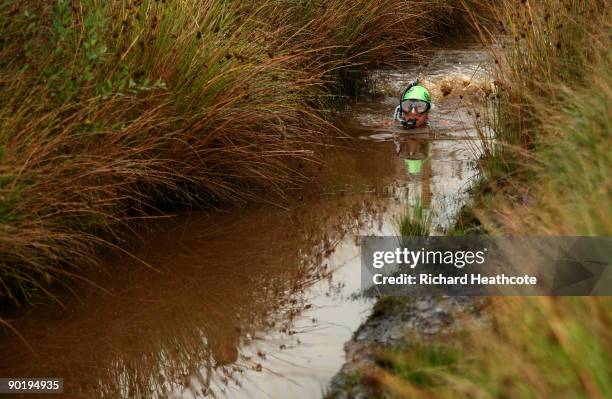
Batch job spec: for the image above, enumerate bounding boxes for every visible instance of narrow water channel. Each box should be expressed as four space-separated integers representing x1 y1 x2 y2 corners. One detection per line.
0 44 490 398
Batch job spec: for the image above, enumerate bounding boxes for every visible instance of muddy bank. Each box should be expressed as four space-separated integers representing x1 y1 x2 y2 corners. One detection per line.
327 296 478 399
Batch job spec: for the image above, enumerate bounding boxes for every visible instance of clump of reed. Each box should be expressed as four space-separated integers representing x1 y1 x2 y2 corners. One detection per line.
399 201 432 237
0 0 461 304
466 0 611 235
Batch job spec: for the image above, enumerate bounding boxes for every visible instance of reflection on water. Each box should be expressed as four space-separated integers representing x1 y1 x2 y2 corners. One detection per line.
0 198 389 398
0 45 488 398
395 137 432 208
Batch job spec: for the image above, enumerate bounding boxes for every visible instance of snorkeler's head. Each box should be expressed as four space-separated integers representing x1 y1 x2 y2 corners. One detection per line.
400 85 431 128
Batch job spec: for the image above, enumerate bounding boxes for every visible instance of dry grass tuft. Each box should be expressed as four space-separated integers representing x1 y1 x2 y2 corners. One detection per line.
464 0 611 236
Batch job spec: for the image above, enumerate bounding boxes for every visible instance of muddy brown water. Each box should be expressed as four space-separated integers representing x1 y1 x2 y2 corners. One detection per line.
0 45 489 398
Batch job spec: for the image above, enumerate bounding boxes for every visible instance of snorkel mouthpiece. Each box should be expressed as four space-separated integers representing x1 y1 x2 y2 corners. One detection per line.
402 119 417 128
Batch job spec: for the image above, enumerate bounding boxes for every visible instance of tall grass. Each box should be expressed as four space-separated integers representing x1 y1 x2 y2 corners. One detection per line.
0 1 461 304
465 0 611 235
368 1 611 397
